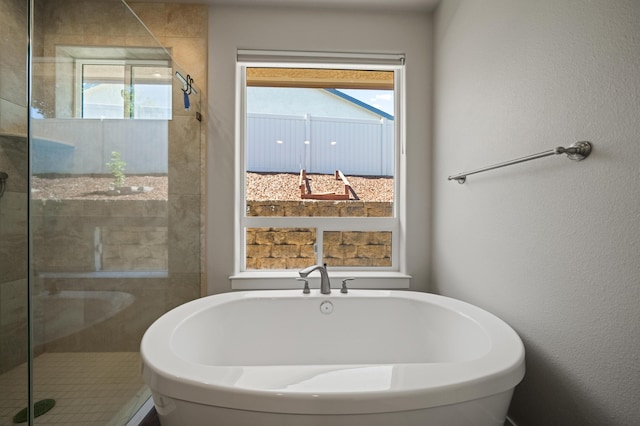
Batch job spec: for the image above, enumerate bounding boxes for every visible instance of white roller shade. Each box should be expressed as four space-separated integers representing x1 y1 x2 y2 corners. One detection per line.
237 49 405 66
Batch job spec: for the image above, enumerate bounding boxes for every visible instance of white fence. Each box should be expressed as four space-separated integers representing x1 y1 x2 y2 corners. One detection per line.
247 113 394 176
32 119 168 174
30 114 394 176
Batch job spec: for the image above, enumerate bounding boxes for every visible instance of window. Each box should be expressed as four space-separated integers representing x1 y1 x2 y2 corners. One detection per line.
77 60 172 119
234 51 408 287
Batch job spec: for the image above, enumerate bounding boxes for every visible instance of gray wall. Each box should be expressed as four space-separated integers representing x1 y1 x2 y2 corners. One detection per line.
207 5 432 294
433 0 640 425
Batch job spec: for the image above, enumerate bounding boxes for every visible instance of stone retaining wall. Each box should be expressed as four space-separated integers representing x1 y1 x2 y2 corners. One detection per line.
246 201 393 269
247 200 392 217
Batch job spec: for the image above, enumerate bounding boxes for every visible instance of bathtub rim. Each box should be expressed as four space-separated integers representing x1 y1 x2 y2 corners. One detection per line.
141 289 525 415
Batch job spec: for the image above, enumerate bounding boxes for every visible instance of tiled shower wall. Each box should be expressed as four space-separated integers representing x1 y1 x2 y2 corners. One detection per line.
126 0 208 307
0 134 28 373
0 0 29 373
0 0 28 136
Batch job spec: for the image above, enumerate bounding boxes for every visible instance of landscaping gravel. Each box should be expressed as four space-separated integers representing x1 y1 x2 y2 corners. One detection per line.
246 172 393 202
30 172 393 202
31 176 168 200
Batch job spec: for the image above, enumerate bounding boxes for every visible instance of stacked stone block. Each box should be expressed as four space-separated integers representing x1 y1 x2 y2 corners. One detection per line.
245 200 393 269
247 200 392 218
323 231 392 267
246 228 316 269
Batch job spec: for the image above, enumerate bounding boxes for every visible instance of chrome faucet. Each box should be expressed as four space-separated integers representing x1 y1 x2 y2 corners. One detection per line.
299 264 331 294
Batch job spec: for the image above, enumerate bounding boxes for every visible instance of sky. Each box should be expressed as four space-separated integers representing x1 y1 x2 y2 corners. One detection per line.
339 89 394 116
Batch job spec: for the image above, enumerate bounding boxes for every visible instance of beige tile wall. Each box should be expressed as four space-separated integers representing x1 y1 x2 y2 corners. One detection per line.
0 0 29 375
0 0 28 136
128 1 208 302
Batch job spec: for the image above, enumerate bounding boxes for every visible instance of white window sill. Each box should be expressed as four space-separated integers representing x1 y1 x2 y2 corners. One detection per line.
230 271 411 290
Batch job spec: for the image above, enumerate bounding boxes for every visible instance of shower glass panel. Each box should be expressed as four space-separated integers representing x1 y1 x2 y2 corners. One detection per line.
0 0 29 423
27 0 203 424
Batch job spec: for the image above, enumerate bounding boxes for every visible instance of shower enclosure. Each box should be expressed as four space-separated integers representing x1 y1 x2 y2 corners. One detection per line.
0 0 206 424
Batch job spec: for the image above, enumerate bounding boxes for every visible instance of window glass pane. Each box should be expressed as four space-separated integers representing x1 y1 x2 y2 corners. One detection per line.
323 231 392 267
132 66 172 119
246 228 316 269
241 66 401 273
245 68 394 218
82 64 125 118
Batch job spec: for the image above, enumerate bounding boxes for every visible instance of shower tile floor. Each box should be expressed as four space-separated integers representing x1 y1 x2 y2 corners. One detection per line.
0 352 149 425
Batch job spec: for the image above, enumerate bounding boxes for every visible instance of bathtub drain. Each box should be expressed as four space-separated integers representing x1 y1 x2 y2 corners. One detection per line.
320 300 334 314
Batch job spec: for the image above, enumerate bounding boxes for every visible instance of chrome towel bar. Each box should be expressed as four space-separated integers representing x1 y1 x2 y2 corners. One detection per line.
448 141 592 184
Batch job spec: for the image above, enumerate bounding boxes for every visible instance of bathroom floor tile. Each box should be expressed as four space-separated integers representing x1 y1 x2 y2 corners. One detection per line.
0 352 149 425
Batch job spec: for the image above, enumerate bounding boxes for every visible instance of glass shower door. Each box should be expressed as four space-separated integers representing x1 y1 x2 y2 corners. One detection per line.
28 0 204 424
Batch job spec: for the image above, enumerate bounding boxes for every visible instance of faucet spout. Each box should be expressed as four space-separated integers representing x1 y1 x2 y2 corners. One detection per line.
299 264 331 294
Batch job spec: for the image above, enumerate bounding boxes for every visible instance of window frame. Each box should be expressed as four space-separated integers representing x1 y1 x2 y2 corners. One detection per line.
232 52 410 289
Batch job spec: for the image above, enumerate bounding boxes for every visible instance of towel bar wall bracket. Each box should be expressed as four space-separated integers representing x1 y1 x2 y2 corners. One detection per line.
448 141 592 184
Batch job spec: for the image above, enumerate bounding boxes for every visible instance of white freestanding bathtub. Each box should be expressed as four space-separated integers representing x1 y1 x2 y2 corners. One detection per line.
141 290 525 426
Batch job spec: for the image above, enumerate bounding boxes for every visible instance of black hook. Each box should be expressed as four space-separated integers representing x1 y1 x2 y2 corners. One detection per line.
182 74 194 95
